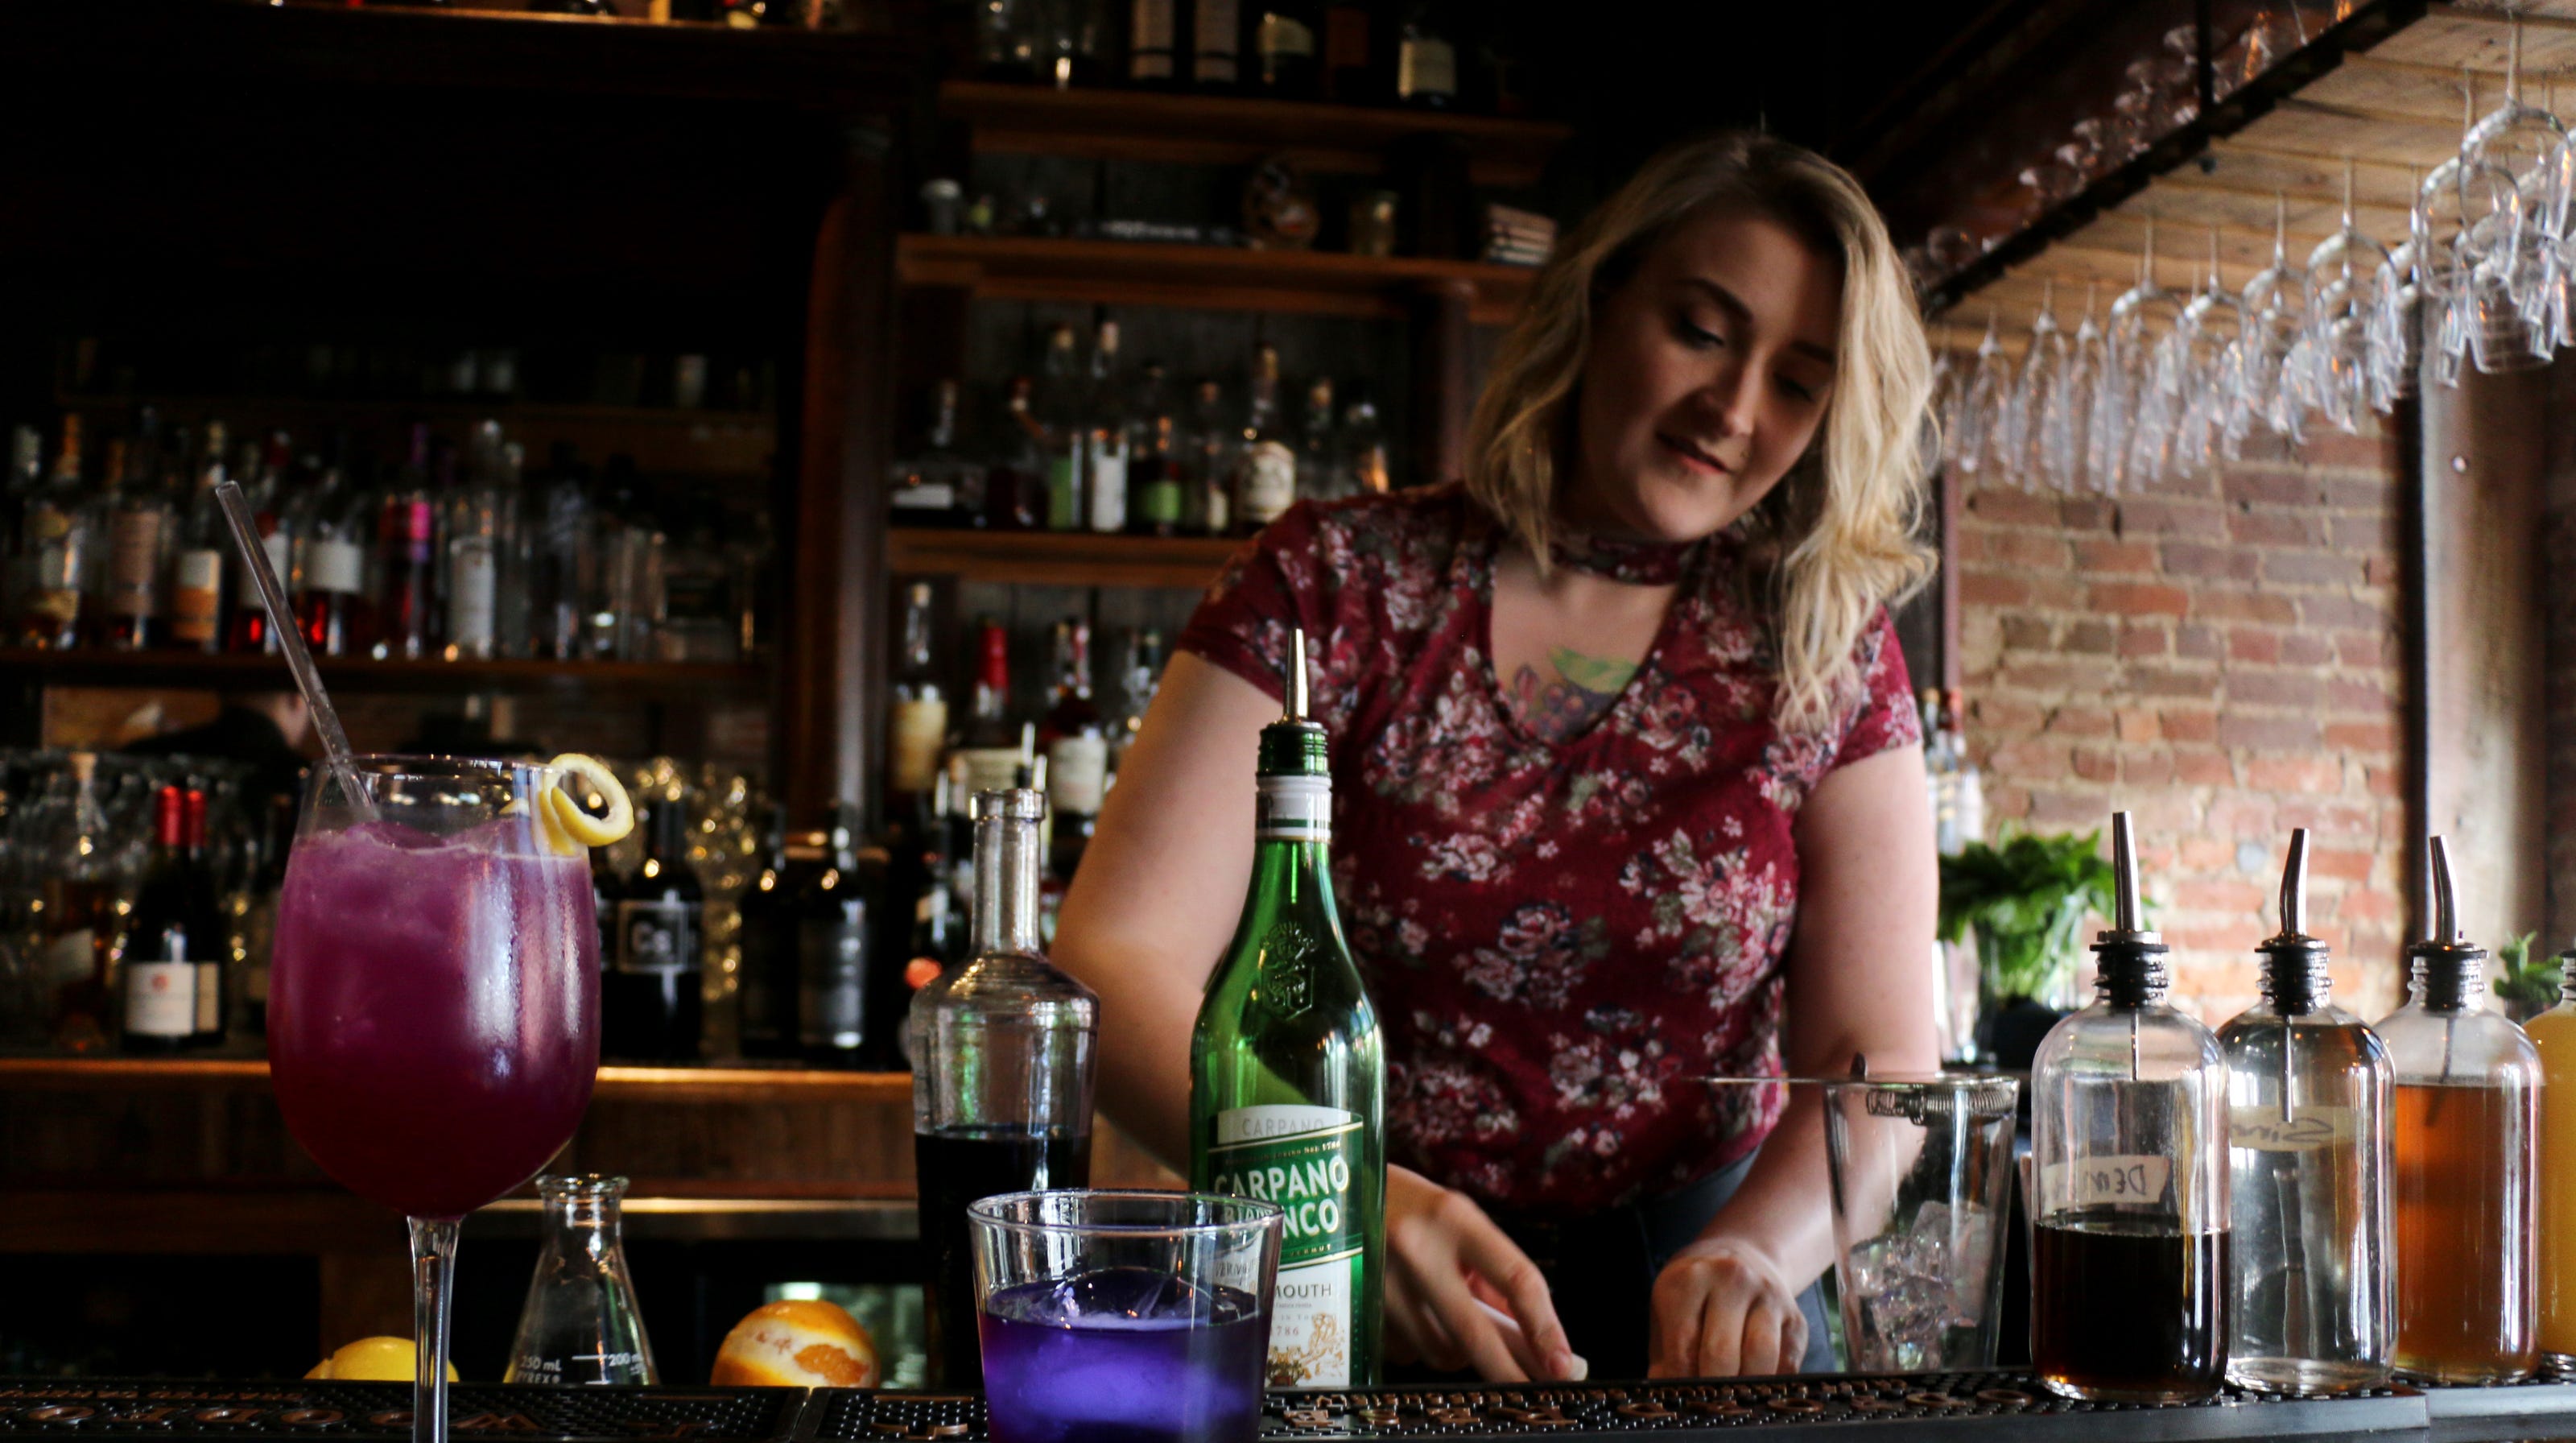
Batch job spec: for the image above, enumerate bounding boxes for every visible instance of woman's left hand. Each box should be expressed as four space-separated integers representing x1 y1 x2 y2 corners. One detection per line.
1647 1237 1808 1378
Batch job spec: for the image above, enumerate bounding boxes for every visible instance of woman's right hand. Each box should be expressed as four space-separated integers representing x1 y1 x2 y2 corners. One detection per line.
1384 1164 1583 1383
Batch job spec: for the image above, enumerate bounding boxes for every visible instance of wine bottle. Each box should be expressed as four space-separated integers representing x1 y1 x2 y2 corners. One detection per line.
1190 628 1385 1387
122 785 200 1056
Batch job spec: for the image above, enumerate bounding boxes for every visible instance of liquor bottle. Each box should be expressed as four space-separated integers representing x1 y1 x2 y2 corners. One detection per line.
1127 362 1186 538
225 433 295 655
2217 829 2392 1395
907 788 1098 1389
444 420 515 661
893 381 987 528
597 457 667 662
952 618 1027 802
1296 376 1344 502
890 581 951 813
1249 1 1320 96
976 0 1038 80
1189 379 1235 536
100 410 171 650
601 796 706 1064
12 416 93 649
526 442 595 662
374 424 439 660
1038 0 1108 87
1084 323 1130 535
1343 389 1392 494
1107 627 1165 779
122 785 200 1056
1191 628 1386 1387
1393 0 1456 109
986 378 1046 532
1038 619 1108 883
39 752 123 1054
1038 325 1086 532
2029 813 2228 1403
1129 0 1183 85
2376 837 2539 1383
1321 0 1377 102
167 421 229 654
734 809 808 1061
1191 0 1241 89
505 1175 658 1385
2529 936 2576 1371
799 806 886 1065
287 443 367 659
1232 345 1298 533
183 788 227 1049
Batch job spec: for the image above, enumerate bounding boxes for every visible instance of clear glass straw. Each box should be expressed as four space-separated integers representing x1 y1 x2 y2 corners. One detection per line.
213 478 371 817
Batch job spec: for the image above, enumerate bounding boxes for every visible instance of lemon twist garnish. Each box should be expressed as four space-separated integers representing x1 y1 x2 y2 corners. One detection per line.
535 754 634 854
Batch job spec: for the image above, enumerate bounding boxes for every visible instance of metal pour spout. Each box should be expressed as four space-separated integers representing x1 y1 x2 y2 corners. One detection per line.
1285 626 1310 722
2280 828 2310 938
2429 833 2459 945
2103 812 2161 944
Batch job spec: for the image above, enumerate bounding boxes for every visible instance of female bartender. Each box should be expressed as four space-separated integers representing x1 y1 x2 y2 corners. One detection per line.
1053 132 1942 1383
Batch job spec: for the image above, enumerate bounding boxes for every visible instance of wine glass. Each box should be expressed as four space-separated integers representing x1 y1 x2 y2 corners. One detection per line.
1954 315 2011 478
2371 168 2427 409
2170 228 2246 476
2109 215 2187 490
2462 14 2566 316
2056 283 2105 493
2004 283 2070 488
2299 159 2393 433
270 758 602 1443
2238 193 2309 443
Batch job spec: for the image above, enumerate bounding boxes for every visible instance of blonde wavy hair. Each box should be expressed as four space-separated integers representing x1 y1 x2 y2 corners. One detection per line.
1464 131 1935 732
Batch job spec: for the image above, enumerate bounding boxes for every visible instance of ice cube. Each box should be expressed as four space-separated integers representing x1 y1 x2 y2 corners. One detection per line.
1040 1267 1225 1326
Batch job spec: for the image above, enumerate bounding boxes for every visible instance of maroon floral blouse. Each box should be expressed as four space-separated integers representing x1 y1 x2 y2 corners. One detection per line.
1177 482 1920 1218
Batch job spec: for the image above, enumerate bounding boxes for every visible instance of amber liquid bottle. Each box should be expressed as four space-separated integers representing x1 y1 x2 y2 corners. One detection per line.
2376 837 2539 1383
2528 942 2576 1371
2028 813 2230 1403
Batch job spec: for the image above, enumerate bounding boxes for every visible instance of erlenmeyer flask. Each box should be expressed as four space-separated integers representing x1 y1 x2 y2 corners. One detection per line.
505 1174 659 1386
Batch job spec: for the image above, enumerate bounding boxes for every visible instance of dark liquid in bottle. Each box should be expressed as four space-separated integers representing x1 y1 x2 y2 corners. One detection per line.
2033 1218 2228 1401
2393 1081 2537 1382
915 1127 1092 1390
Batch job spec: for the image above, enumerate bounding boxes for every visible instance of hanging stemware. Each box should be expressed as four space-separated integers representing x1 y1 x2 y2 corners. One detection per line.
2109 214 2189 489
2172 227 2245 475
2461 14 2567 305
2053 283 2104 494
1951 315 2010 478
2004 282 2071 488
2370 165 2427 410
2299 158 2393 434
2239 192 2309 443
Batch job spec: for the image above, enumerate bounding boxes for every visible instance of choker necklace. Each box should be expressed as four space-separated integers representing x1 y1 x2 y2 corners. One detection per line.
1546 528 1703 585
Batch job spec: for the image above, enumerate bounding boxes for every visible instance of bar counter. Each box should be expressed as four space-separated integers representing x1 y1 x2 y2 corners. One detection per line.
7 1375 2576 1443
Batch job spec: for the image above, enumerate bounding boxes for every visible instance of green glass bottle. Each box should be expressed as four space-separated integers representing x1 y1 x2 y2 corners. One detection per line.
1191 627 1386 1388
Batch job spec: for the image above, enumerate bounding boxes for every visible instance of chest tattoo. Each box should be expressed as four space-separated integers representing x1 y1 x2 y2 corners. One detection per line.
1508 645 1640 742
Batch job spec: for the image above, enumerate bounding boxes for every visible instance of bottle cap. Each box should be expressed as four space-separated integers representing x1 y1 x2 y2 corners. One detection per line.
2408 834 2487 1010
2256 828 2332 1014
972 788 1047 823
2091 812 2172 1007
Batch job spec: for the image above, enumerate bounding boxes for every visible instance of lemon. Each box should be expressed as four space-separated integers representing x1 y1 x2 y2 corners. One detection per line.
537 753 634 852
305 1336 457 1382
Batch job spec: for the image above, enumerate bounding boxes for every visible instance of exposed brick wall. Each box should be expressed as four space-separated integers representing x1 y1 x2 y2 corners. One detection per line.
1955 425 2410 1024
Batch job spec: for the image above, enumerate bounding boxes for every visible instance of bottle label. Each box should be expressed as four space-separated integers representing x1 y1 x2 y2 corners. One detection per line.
171 550 223 643
195 960 224 1036
1259 11 1315 59
234 531 291 596
1398 36 1457 100
956 747 1026 798
46 929 96 984
1257 774 1330 840
613 899 701 975
306 539 364 596
1240 440 1298 526
125 957 196 1040
1143 475 1185 527
1193 0 1240 79
1087 441 1129 532
1129 0 1176 77
1204 478 1232 535
890 697 951 796
451 540 498 648
1208 1104 1364 1387
1047 734 1110 817
2229 1106 2357 1152
1046 453 1083 531
798 917 868 1049
2042 1155 2172 1209
107 511 164 617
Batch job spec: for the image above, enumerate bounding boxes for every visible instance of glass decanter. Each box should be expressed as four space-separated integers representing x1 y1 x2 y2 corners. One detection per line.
504 1174 658 1386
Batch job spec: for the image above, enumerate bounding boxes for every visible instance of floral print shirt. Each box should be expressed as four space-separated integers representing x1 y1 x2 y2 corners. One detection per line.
1176 483 1920 1216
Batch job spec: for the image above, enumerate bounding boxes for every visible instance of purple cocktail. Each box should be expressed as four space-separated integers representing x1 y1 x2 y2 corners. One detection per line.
266 755 613 1443
979 1270 1268 1443
271 818 599 1220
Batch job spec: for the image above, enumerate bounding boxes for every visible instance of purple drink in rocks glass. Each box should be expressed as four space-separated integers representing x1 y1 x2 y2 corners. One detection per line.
971 1192 1282 1443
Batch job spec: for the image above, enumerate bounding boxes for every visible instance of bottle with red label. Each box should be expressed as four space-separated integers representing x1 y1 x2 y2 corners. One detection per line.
287 439 367 658
226 432 295 655
374 424 440 660
183 788 228 1049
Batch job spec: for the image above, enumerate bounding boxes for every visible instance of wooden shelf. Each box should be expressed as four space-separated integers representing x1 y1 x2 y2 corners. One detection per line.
898 234 1534 323
0 650 770 698
889 527 1239 589
939 79 1571 189
0 1056 910 1105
